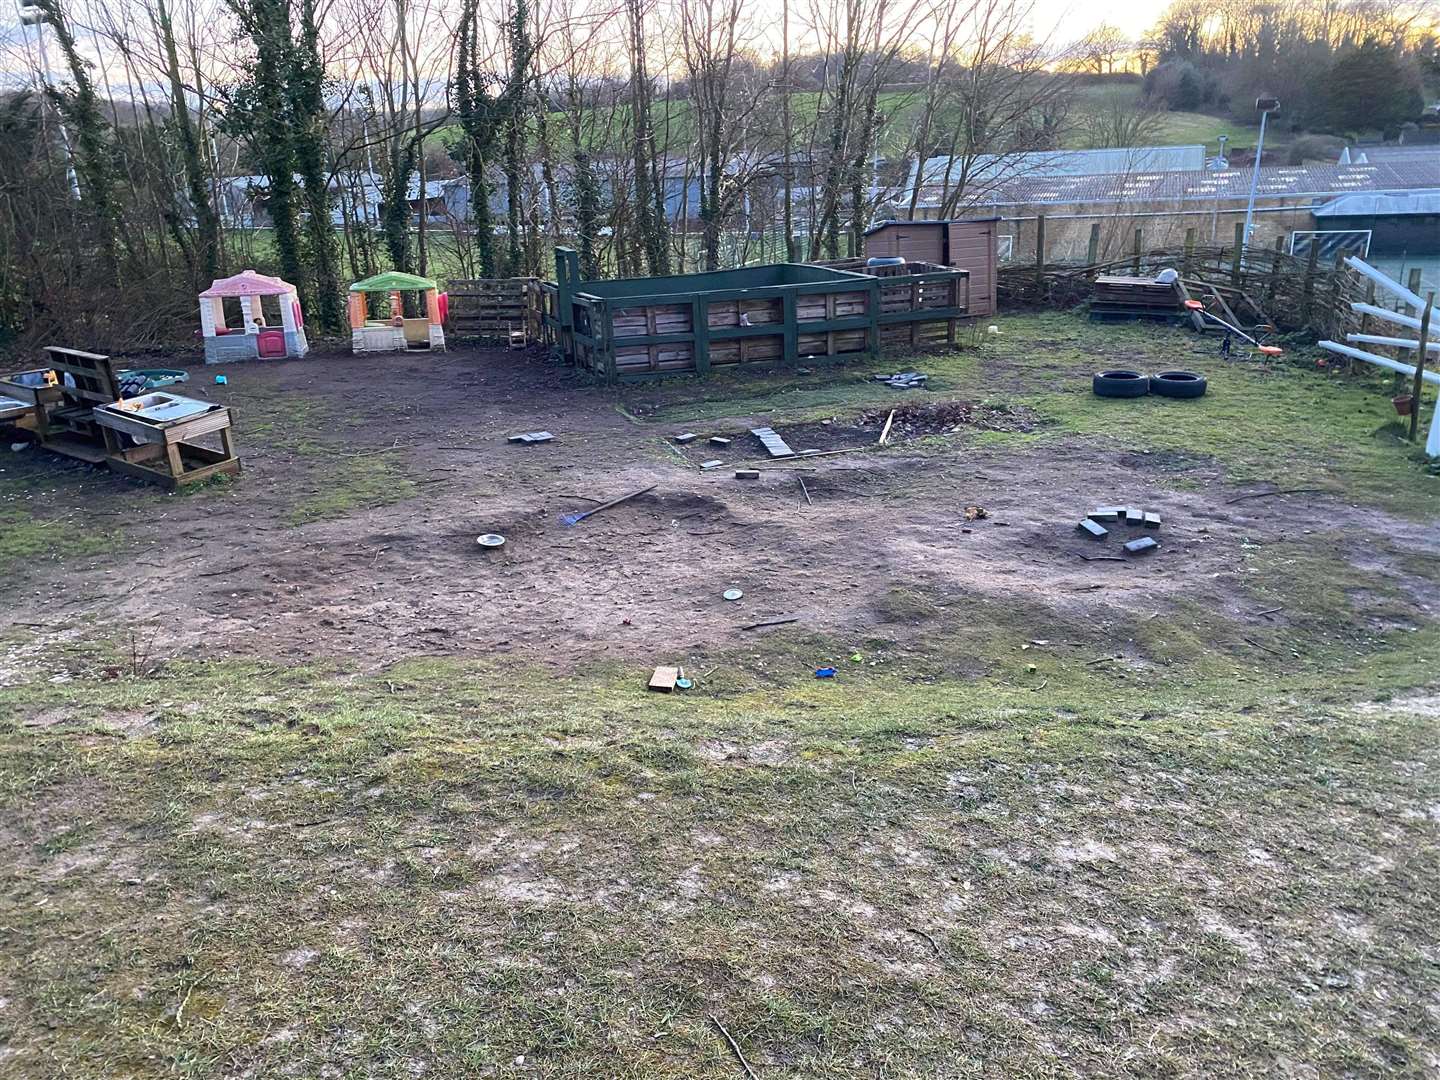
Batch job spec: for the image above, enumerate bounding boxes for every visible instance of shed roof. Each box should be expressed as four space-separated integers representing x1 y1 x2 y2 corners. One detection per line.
864 216 1001 235
350 271 438 292
1314 191 1440 217
199 269 297 298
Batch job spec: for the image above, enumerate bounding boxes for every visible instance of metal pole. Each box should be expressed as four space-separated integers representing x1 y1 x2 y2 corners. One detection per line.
1242 108 1268 252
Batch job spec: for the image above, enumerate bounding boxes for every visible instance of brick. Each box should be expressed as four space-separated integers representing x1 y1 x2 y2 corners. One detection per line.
674 433 699 443
1123 536 1159 554
1088 507 1122 522
700 459 724 469
734 469 760 479
1078 518 1109 539
1143 512 1161 529
709 436 732 446
1124 508 1143 526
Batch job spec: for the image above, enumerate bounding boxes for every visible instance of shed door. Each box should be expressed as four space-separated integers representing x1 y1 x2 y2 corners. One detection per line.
947 221 997 317
895 226 944 264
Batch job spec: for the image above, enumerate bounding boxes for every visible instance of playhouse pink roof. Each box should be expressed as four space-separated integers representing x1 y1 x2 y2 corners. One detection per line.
199 270 298 298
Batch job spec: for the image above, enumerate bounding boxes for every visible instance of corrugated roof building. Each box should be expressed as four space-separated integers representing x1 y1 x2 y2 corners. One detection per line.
1313 191 1440 255
912 156 1440 266
911 145 1206 191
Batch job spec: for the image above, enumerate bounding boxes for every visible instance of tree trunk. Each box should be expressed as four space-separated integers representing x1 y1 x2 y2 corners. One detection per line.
154 0 219 283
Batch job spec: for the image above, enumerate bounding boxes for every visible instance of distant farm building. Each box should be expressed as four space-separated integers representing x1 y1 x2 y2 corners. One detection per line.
1313 192 1440 256
909 158 1440 264
910 145 1207 194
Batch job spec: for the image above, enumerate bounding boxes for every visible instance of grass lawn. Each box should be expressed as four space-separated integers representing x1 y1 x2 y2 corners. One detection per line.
2 312 1439 1077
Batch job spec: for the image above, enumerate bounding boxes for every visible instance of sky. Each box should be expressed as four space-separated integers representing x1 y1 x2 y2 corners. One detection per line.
0 0 1164 96
1030 1 1156 41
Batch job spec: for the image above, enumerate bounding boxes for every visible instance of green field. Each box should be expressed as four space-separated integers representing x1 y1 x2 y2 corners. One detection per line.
431 80 1267 165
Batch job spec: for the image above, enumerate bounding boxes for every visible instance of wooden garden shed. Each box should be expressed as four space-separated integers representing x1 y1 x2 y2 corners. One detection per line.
864 218 999 318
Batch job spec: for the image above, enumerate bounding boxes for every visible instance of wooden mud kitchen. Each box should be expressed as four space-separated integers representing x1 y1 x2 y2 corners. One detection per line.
1 346 240 489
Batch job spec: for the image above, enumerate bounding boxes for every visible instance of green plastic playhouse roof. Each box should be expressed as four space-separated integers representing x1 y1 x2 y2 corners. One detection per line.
349 271 438 292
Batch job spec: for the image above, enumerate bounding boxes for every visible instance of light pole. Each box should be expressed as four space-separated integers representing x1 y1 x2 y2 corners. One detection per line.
1242 97 1279 254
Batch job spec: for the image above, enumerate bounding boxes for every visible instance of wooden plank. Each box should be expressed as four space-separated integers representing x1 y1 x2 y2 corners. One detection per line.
38 433 109 463
1410 293 1434 443
648 666 679 693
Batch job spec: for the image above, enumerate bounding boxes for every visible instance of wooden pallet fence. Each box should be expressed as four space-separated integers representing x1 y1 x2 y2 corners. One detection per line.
997 244 1378 342
445 277 541 340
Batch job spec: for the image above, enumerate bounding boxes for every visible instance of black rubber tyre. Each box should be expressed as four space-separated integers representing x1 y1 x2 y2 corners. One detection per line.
1150 370 1207 399
1093 370 1149 398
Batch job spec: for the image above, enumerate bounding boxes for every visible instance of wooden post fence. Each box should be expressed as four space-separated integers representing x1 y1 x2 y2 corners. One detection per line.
1035 215 1046 287
1412 293 1435 443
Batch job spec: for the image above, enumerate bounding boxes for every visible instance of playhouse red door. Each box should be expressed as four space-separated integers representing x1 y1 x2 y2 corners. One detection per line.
256 329 286 358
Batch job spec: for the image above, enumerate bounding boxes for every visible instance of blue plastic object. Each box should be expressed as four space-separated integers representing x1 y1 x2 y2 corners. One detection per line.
815 667 837 678
214 375 228 385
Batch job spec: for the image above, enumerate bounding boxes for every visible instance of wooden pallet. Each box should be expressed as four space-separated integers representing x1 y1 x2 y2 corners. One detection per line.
35 346 119 459
1092 275 1180 309
446 277 541 338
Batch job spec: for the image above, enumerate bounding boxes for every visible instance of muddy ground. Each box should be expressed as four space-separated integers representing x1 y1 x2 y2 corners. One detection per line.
6 338 1434 680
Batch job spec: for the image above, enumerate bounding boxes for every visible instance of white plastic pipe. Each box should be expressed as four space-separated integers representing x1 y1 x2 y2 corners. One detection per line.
1345 256 1428 311
1320 341 1440 457
1317 340 1440 386
1347 333 1440 354
1351 302 1422 331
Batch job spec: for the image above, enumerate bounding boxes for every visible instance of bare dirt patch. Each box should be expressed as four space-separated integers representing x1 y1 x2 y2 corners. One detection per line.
856 399 1040 439
3 342 1438 678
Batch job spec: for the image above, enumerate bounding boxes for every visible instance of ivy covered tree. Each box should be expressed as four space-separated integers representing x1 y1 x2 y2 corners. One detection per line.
291 0 343 329
223 0 304 306
223 0 343 331
502 0 534 277
152 0 220 283
31 0 125 281
453 0 531 278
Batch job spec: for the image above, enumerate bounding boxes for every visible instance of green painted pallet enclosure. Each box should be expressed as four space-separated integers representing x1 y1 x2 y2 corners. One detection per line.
544 249 970 383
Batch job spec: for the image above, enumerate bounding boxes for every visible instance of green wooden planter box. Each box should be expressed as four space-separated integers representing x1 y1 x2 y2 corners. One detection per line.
544 249 969 383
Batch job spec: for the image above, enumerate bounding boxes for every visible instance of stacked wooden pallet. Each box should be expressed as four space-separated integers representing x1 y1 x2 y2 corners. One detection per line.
446 277 540 339
1088 275 1182 323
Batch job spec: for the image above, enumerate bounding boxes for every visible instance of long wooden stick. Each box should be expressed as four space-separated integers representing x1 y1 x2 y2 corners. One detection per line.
878 409 895 445
709 1015 758 1079
736 447 866 467
1224 487 1330 504
740 616 799 631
